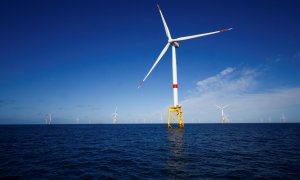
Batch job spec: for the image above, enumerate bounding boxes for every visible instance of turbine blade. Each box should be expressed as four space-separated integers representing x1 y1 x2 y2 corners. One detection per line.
138 80 144 89
171 28 232 42
138 43 170 88
215 105 222 109
157 4 172 39
223 104 230 109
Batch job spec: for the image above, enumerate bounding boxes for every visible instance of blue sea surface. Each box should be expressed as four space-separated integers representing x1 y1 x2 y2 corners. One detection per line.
0 124 299 179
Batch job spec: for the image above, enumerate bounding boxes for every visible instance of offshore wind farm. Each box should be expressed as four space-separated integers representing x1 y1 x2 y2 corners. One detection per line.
0 1 300 179
138 5 231 128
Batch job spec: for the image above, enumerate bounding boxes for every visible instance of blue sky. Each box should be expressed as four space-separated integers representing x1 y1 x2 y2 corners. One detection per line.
1 0 300 124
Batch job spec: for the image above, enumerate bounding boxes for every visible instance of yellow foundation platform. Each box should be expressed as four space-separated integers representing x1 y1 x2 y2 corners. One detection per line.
168 106 184 128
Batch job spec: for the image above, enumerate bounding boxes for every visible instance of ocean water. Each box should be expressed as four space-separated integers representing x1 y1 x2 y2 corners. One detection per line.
0 123 299 179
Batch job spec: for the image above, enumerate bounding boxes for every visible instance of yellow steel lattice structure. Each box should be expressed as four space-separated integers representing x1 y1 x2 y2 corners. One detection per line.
168 106 184 128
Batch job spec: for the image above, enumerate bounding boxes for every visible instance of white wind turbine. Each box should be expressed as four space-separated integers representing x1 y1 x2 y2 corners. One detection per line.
139 4 232 128
280 113 287 123
112 106 118 124
215 105 230 123
47 113 52 124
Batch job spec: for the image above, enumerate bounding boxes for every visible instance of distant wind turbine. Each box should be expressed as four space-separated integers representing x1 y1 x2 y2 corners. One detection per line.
280 113 287 123
112 106 118 124
138 4 232 128
46 113 52 124
215 105 230 123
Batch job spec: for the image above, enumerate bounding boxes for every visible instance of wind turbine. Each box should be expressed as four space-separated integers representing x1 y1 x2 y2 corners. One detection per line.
112 106 118 124
139 4 232 128
47 113 52 125
280 113 287 123
215 105 230 123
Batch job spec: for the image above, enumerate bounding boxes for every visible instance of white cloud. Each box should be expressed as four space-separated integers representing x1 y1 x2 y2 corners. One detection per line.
194 67 259 95
220 67 235 76
196 67 235 91
181 67 300 123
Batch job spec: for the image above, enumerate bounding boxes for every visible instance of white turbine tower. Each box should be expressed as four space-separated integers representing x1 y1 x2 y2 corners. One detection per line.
112 106 118 124
215 105 230 123
139 4 232 128
47 113 52 125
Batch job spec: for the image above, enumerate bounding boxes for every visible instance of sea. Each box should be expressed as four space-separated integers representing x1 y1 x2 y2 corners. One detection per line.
0 123 299 179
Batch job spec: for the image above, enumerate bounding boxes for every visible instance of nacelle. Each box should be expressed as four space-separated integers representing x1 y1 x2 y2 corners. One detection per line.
172 41 180 48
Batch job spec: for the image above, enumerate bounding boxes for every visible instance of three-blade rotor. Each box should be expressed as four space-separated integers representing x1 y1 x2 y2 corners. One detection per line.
138 4 232 88
215 104 230 110
112 106 118 117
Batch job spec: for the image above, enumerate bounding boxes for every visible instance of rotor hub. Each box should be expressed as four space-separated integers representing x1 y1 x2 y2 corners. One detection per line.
171 41 180 48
